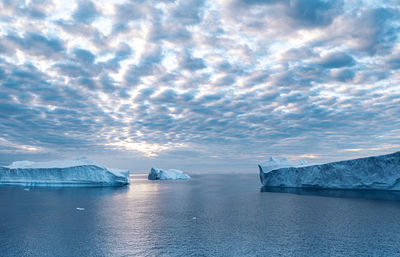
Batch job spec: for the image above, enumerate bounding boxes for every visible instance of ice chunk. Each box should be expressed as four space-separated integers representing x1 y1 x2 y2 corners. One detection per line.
0 157 129 186
148 168 191 180
259 151 400 190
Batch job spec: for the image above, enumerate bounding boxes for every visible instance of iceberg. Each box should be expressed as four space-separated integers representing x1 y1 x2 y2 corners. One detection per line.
148 168 191 180
0 157 129 186
259 151 400 190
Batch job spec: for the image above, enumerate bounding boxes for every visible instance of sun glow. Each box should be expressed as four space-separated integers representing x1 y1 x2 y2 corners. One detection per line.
106 140 186 157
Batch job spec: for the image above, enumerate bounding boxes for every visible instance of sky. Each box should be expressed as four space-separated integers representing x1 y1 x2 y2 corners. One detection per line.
0 0 399 173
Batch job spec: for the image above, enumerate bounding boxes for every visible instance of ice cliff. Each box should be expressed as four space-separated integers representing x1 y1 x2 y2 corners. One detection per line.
259 151 400 190
0 157 130 186
148 168 191 180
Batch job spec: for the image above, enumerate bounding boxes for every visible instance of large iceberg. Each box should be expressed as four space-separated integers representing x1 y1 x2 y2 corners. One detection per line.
259 151 400 190
0 157 130 186
148 168 191 180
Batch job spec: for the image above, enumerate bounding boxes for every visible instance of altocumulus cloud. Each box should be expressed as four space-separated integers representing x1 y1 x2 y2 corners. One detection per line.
0 0 399 172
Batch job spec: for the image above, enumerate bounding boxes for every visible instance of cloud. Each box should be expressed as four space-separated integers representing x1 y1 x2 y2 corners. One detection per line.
0 0 54 20
385 51 400 70
0 0 399 171
72 48 96 65
53 63 89 77
3 32 64 58
114 2 146 23
178 50 206 71
286 0 343 28
72 1 99 24
171 0 206 25
316 7 399 56
330 68 355 82
220 0 343 37
148 21 192 43
317 51 356 69
349 8 398 55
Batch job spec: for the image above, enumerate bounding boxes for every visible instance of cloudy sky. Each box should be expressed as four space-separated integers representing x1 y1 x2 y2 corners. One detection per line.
0 0 399 172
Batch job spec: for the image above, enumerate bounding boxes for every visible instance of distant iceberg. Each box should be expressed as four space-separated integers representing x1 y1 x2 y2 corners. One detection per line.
259 152 400 190
148 168 190 180
0 157 130 186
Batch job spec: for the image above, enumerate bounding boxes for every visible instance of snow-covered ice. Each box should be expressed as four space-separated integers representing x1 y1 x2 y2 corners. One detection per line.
0 157 129 186
148 168 191 180
259 151 400 190
259 157 307 173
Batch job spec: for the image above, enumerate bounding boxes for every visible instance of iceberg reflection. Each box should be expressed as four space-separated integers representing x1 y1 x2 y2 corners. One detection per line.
260 186 400 201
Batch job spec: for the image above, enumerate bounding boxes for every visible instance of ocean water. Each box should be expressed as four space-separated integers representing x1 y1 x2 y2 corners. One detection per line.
1 174 400 256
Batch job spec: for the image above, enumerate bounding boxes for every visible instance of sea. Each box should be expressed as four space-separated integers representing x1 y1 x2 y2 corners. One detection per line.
1 174 400 257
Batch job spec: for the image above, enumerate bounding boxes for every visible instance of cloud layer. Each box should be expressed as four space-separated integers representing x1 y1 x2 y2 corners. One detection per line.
0 0 399 172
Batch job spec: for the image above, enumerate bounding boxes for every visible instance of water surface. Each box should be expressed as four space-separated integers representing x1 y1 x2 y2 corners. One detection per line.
1 174 400 256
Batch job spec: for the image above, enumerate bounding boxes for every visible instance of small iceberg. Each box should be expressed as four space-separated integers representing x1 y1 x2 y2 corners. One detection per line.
0 157 130 186
148 168 191 180
259 151 400 191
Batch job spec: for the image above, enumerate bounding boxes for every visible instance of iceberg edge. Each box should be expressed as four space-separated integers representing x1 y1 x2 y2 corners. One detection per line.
0 159 130 187
259 151 400 191
148 168 191 180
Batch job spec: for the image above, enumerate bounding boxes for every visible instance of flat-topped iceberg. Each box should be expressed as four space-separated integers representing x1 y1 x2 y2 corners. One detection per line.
259 151 400 190
148 168 190 180
0 157 130 186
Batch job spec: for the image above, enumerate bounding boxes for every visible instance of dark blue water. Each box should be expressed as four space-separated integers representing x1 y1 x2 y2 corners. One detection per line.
1 174 400 256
